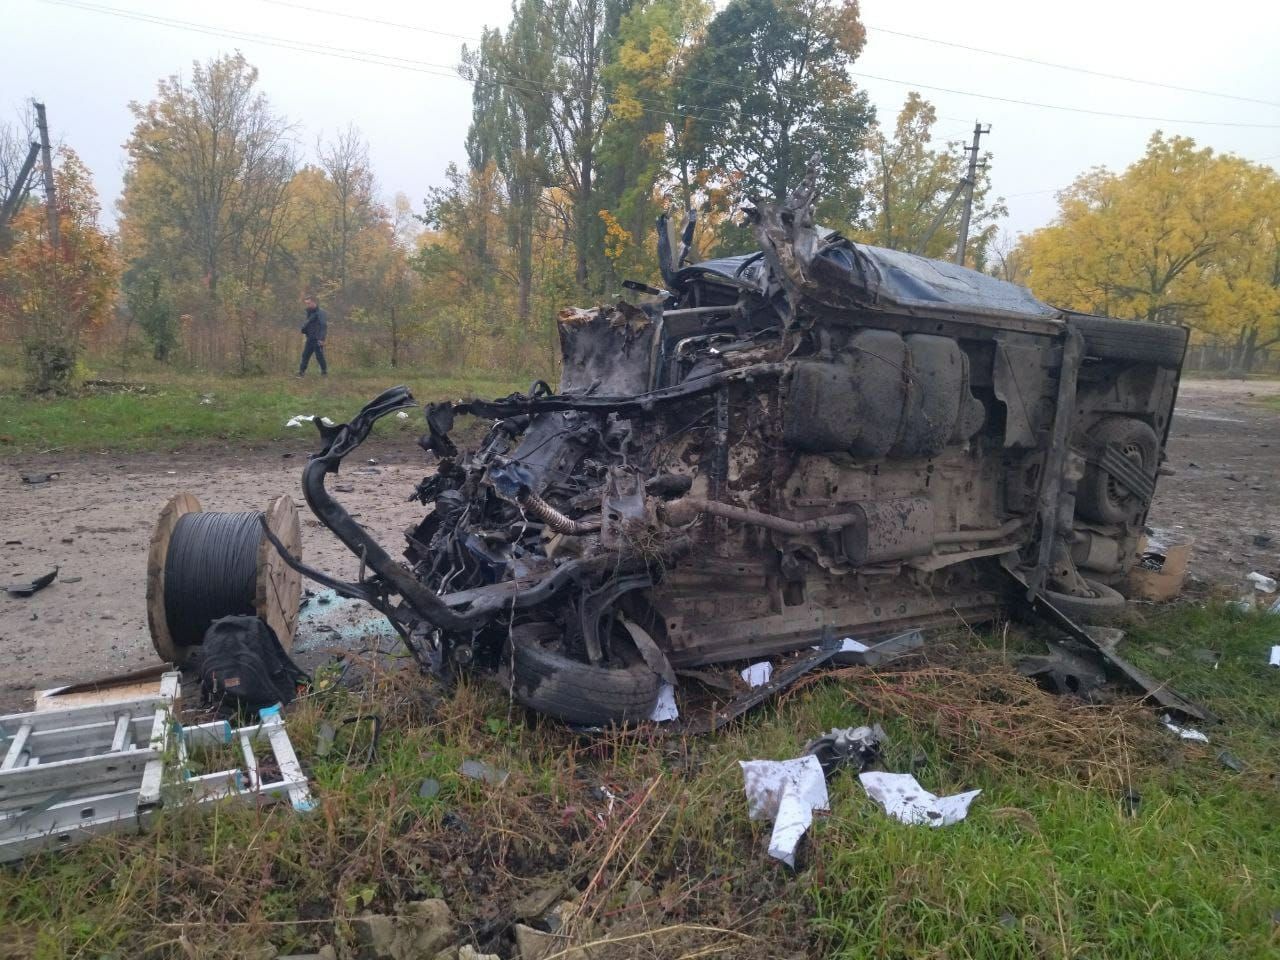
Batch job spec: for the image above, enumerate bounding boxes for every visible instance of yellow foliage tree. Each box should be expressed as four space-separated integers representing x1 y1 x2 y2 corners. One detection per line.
1020 134 1280 369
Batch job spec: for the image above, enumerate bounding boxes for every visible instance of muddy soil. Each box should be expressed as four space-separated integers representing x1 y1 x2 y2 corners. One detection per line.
2 379 1277 710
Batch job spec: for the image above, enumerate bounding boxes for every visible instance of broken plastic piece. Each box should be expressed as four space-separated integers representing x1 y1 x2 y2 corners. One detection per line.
1246 572 1276 593
1269 645 1279 667
804 724 885 777
741 662 773 687
858 771 980 826
740 755 829 867
649 682 679 722
1161 715 1209 743
5 567 58 598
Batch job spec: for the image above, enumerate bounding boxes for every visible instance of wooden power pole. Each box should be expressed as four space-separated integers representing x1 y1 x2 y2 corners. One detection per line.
954 121 990 267
34 101 59 248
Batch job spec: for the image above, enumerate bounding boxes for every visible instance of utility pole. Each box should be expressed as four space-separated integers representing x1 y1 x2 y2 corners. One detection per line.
34 101 59 248
954 120 990 267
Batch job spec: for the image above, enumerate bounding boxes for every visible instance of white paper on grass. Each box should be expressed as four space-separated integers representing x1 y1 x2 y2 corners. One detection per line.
649 682 679 722
741 662 773 687
285 414 336 428
1269 645 1280 667
740 756 829 867
396 411 410 419
858 772 980 827
1162 715 1210 743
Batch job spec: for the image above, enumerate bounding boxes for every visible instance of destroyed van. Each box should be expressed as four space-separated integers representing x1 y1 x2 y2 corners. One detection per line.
284 180 1187 726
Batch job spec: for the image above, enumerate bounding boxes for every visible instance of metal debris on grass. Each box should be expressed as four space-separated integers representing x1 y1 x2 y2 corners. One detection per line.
804 724 885 777
740 755 829 867
1162 715 1209 743
648 681 678 722
858 771 981 827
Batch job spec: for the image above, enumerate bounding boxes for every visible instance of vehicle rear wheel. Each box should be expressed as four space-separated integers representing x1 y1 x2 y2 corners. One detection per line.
1076 417 1160 525
1068 314 1187 367
1042 578 1127 624
508 629 661 726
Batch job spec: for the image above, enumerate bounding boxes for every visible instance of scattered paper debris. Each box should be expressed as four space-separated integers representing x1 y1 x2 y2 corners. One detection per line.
1269 645 1280 667
740 755 829 867
741 662 773 687
649 682 679 722
1246 572 1276 593
858 772 980 827
1162 715 1209 743
285 414 336 428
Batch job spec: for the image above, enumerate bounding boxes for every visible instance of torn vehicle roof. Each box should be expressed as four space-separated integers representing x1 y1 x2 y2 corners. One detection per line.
676 239 1062 322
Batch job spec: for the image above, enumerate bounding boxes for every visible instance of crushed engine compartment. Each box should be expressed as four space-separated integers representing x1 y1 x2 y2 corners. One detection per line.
277 176 1197 726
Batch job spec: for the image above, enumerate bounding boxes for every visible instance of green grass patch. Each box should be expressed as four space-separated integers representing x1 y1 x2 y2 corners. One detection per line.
1 603 1278 958
0 369 524 456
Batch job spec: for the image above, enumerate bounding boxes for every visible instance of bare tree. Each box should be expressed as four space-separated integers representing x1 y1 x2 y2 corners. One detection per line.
317 125 377 311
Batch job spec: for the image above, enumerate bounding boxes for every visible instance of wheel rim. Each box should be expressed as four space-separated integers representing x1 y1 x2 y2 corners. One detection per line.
1104 440 1145 508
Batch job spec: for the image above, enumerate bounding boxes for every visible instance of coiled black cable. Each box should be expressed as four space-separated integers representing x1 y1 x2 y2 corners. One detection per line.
163 511 265 648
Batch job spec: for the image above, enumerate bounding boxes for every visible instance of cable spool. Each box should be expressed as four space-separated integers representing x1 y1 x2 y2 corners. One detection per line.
146 493 302 664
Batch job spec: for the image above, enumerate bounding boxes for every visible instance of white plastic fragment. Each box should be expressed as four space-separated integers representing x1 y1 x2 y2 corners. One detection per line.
810 637 870 654
741 662 773 687
396 411 410 419
649 682 679 722
285 414 336 428
1270 645 1280 667
1246 572 1276 593
739 755 829 867
858 772 981 827
1162 714 1210 743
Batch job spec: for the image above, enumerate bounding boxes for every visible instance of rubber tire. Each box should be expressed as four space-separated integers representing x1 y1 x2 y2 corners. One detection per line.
1076 416 1160 525
510 640 661 726
1042 578 1127 625
1068 314 1187 368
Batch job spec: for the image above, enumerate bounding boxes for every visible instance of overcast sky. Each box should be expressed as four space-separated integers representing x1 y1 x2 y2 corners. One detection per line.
8 0 1280 242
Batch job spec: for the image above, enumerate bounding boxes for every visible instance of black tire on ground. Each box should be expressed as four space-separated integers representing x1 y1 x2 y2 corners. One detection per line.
1076 416 1160 525
1042 578 1127 625
509 638 661 726
1067 314 1188 367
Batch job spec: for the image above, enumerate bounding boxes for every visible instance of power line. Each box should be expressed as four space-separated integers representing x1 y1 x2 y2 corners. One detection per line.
257 0 1280 127
864 23 1280 110
40 0 1280 132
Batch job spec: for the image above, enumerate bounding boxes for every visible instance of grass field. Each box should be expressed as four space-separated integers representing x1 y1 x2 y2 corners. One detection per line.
0 367 525 456
2 601 1277 959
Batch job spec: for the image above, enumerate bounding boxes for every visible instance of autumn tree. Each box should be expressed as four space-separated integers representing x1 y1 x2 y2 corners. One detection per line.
124 267 177 361
120 52 296 363
1020 134 1280 370
677 0 874 237
858 93 1003 264
0 149 117 391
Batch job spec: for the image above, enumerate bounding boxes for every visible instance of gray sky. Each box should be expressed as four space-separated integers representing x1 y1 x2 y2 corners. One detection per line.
8 0 1280 241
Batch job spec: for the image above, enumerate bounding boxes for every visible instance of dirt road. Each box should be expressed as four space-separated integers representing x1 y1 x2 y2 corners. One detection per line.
2 379 1277 710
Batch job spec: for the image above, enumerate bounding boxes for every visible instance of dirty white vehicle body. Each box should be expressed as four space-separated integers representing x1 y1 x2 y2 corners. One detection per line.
286 182 1187 726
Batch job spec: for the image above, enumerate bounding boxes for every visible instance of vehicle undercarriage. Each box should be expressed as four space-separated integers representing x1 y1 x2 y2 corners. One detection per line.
273 176 1193 726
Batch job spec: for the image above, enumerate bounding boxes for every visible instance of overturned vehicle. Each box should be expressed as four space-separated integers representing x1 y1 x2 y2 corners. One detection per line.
285 182 1188 726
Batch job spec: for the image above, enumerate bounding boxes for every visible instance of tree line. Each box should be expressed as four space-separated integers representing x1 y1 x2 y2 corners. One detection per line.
1 0 1274 393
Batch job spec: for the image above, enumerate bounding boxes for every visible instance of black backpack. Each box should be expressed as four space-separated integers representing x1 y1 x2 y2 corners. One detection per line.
198 615 309 715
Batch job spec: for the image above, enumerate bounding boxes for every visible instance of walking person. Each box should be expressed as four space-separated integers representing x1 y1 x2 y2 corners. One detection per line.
297 295 328 377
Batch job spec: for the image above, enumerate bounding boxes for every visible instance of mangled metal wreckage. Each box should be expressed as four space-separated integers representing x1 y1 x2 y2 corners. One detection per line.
278 181 1191 726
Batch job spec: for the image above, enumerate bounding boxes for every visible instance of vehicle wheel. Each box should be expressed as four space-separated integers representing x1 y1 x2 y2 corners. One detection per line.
1076 417 1160 524
1067 314 1187 367
508 634 661 726
1042 578 1127 624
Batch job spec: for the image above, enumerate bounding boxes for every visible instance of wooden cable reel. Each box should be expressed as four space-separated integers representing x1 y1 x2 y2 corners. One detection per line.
146 493 302 664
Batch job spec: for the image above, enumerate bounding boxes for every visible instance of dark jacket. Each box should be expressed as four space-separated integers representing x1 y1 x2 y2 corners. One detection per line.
301 306 328 341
